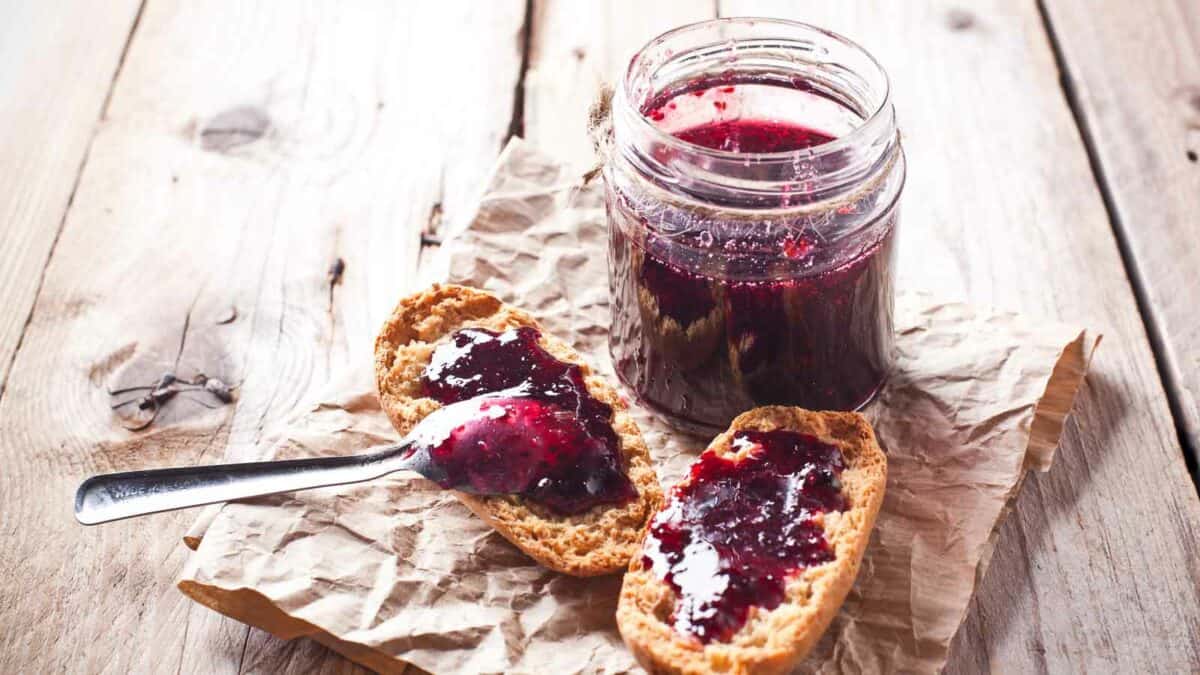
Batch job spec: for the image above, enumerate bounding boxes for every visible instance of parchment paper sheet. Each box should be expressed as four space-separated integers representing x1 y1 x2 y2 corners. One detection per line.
179 140 1099 674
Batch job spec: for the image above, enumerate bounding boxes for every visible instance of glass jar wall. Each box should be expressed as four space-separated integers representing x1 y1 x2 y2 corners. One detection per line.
605 18 905 433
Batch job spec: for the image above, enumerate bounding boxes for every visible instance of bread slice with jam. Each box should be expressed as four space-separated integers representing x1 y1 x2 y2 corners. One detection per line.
373 284 662 577
617 406 886 674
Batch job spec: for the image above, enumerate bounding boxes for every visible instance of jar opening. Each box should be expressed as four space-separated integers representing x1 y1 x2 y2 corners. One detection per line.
612 18 899 209
604 18 904 429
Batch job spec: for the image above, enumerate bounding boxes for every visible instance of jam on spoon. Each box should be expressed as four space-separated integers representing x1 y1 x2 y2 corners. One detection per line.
407 326 637 515
642 429 847 643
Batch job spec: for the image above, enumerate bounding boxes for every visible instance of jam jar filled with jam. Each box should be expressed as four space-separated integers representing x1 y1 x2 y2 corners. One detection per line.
606 19 904 433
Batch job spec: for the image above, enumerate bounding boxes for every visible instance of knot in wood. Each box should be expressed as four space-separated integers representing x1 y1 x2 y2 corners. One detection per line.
200 106 270 151
946 9 975 31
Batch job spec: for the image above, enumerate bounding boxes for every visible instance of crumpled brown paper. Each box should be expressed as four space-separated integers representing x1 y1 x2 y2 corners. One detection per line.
179 139 1098 674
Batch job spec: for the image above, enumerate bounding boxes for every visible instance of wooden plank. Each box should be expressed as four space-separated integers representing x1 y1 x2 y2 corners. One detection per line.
717 2 1200 672
525 1 716 167
1041 0 1200 465
525 0 1200 672
0 1 524 673
0 0 143 392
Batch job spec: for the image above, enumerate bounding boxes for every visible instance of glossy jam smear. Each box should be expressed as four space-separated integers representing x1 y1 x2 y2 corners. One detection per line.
609 83 895 432
642 430 847 644
415 326 636 515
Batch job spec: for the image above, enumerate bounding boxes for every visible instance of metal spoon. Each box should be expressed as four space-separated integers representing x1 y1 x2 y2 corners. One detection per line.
74 396 510 525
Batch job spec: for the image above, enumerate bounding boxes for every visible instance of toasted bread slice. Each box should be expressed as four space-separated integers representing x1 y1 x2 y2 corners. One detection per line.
617 406 886 674
373 284 662 576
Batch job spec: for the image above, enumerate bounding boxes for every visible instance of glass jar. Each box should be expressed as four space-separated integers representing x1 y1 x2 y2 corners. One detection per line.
605 18 904 434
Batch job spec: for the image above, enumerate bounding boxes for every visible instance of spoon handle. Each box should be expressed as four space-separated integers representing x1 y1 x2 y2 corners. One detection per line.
74 443 412 525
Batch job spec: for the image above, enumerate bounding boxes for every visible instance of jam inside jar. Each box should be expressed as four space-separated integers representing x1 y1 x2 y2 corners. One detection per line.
605 19 905 433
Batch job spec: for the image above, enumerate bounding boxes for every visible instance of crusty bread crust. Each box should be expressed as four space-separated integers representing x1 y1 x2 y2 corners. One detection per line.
617 406 887 674
373 284 662 577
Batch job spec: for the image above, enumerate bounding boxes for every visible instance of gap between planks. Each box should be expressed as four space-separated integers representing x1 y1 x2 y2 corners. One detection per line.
0 0 149 404
1035 0 1199 486
505 0 535 144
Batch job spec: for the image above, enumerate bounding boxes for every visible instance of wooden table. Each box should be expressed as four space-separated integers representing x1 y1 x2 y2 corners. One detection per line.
2 2 1197 672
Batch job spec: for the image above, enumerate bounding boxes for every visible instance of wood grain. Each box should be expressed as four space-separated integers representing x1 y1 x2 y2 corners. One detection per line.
0 0 143 394
525 0 715 167
0 1 524 672
711 2 1200 672
4 0 1199 672
1041 0 1200 465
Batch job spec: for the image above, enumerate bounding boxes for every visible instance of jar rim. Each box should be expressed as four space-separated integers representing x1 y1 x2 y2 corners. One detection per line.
615 17 894 165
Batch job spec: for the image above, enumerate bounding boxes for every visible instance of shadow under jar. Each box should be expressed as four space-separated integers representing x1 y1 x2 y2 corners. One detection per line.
605 18 905 434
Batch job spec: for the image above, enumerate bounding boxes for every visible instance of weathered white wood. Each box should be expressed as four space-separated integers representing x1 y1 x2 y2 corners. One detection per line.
6 0 1198 672
1041 0 1200 466
0 1 524 672
0 0 143 391
713 2 1200 672
524 1 715 167
238 629 373 675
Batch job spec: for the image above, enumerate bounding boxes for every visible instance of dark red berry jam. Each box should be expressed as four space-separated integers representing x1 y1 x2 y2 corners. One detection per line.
608 81 896 432
411 326 636 515
671 118 836 153
642 429 847 644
